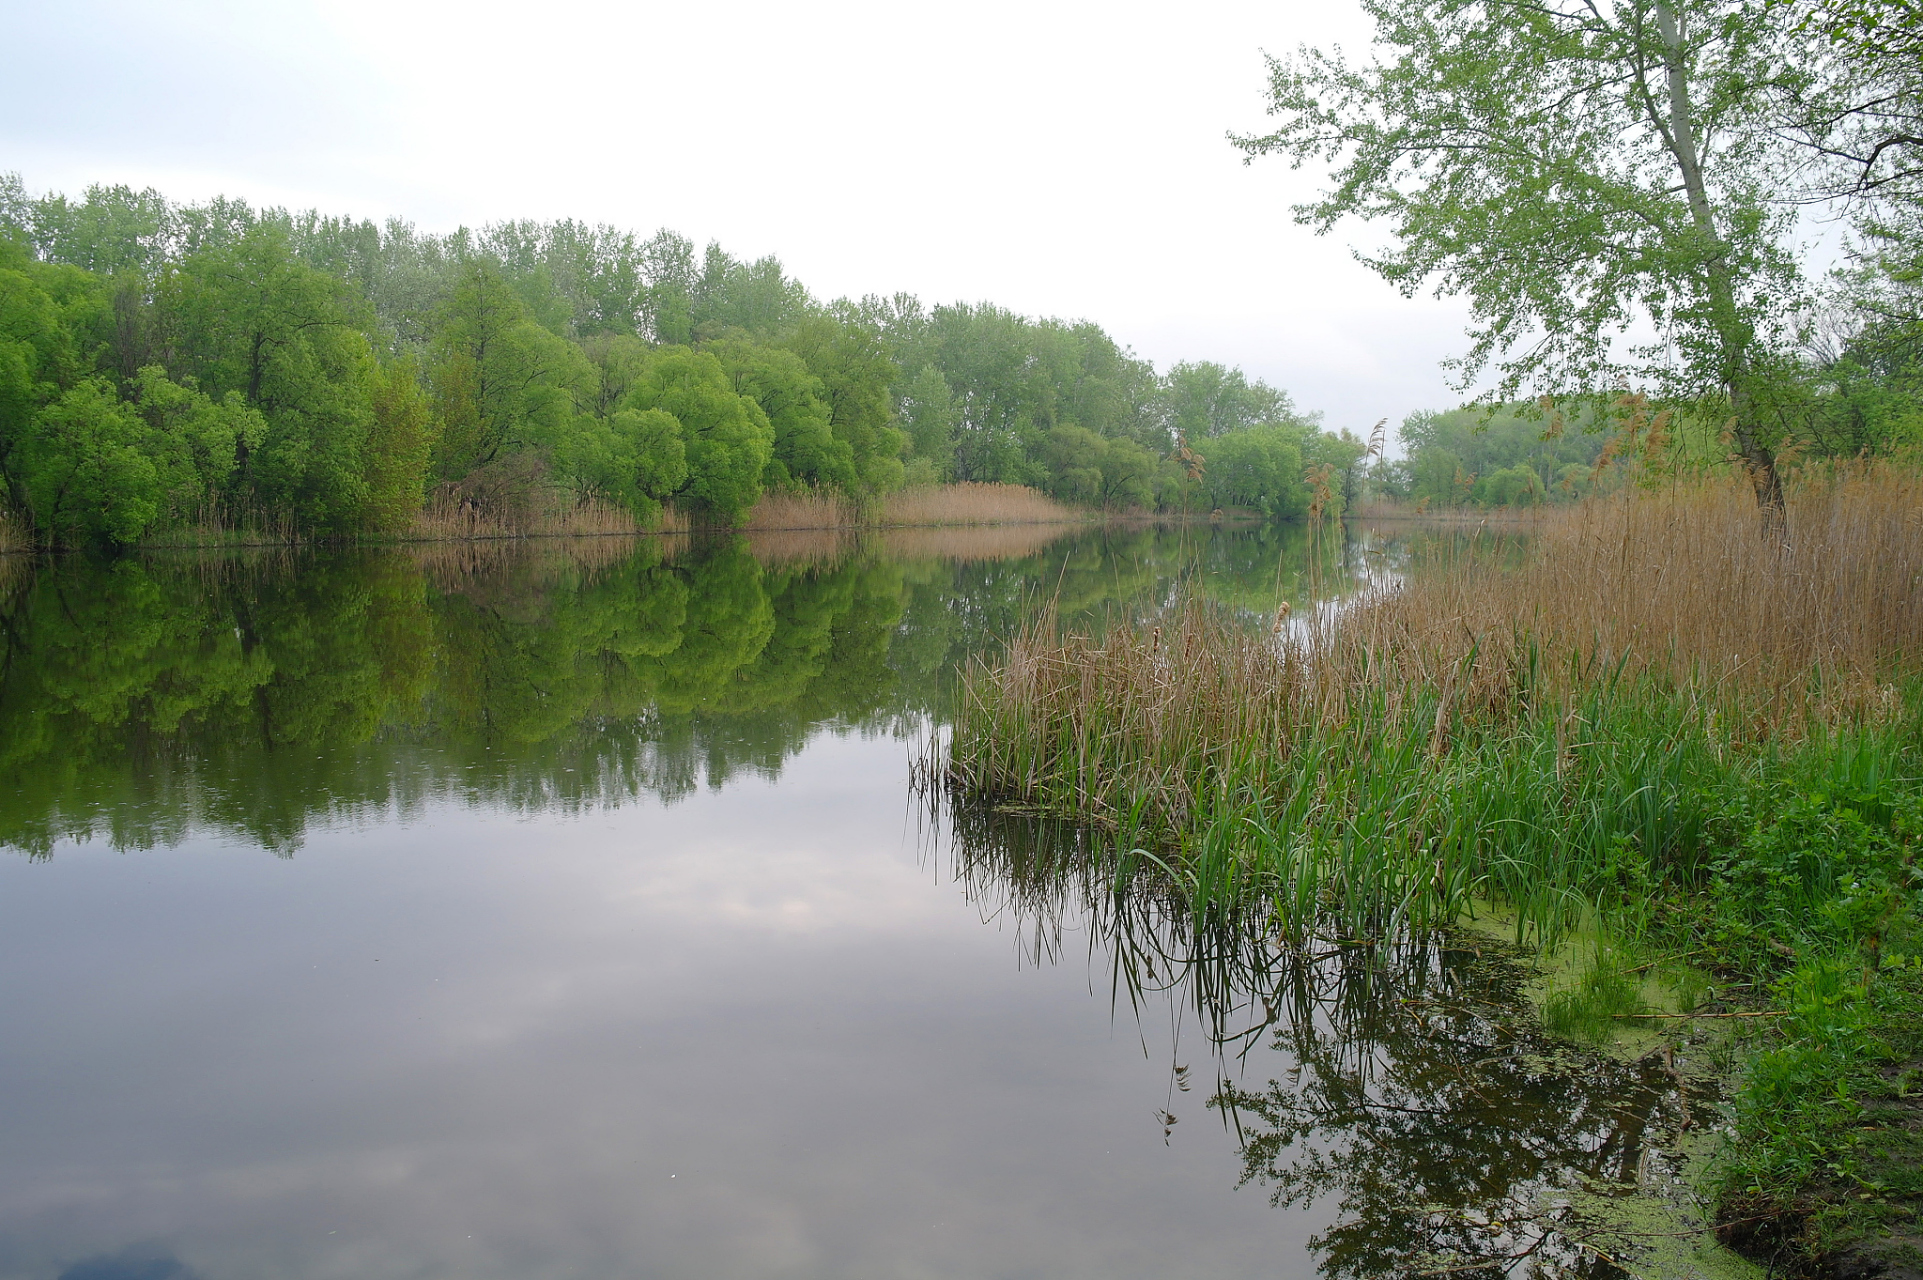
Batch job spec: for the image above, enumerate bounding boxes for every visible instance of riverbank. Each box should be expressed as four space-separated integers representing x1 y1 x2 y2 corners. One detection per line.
943 466 1923 1276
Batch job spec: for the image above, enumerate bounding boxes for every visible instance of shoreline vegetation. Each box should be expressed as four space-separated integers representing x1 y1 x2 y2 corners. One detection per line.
0 480 1268 557
944 467 1923 1277
30 481 1091 553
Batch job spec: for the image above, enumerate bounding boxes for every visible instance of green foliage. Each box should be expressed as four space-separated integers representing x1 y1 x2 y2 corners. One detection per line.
1162 360 1305 438
783 306 904 493
556 406 687 524
711 339 855 492
14 379 161 544
896 364 959 480
1200 424 1308 516
1396 404 1611 509
430 258 594 477
624 347 772 524
361 359 434 533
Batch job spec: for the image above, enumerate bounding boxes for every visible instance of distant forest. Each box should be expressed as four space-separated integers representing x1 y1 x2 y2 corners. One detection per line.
0 178 1384 546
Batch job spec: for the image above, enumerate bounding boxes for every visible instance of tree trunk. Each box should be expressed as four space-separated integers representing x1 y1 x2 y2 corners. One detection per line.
1655 1 1787 531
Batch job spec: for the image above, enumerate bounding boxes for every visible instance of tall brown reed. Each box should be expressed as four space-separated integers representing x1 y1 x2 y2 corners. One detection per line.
949 467 1923 938
740 489 857 531
879 483 1079 527
0 510 28 556
1326 464 1923 727
409 493 655 540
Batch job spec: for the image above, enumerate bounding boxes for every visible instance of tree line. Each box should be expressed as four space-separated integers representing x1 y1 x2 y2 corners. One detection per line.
0 179 1368 546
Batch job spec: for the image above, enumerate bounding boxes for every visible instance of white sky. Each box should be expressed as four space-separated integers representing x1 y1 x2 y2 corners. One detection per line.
0 0 1475 434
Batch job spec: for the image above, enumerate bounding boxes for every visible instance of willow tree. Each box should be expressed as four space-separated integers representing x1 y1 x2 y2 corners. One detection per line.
1236 0 1815 515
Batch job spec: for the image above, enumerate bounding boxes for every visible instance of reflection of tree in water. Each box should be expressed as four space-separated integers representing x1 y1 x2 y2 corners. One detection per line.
946 803 1711 1280
1 524 1361 854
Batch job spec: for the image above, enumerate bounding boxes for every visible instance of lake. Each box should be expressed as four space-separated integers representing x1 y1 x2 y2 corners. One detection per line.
0 525 1716 1280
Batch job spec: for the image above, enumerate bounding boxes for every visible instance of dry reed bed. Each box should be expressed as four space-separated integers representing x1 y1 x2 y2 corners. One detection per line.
739 490 856 531
740 527 857 565
949 468 1923 936
1352 468 1923 719
987 468 1922 759
739 482 1080 530
0 512 32 557
879 483 1077 527
866 522 1083 562
409 493 673 541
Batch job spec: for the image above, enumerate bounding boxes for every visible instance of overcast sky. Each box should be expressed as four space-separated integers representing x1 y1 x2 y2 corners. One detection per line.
1 0 1476 435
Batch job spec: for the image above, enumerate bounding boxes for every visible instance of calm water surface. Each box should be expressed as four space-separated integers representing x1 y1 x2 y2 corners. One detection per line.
0 525 1704 1280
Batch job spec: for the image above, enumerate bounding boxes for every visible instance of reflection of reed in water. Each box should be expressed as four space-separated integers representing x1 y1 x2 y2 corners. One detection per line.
408 531 688 591
743 522 1085 567
943 799 1721 1280
866 523 1088 563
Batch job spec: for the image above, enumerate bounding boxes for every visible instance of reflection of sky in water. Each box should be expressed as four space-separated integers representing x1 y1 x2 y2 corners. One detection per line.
0 731 1324 1280
1 523 1662 1280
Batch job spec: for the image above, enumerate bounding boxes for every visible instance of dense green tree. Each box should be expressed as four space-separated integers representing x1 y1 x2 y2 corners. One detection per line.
639 230 697 346
24 183 176 277
1160 361 1305 438
691 244 813 339
783 306 904 492
1398 405 1606 508
430 258 593 478
895 364 959 482
361 359 435 532
13 379 161 543
556 406 687 524
711 339 856 492
127 366 269 524
623 347 773 524
0 174 1434 541
0 243 108 498
1201 425 1309 517
160 225 388 527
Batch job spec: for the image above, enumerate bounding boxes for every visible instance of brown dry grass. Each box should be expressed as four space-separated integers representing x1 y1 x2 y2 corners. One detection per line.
1328 465 1923 723
0 511 28 557
741 528 856 565
410 493 661 541
739 490 856 531
736 482 1082 532
879 483 1078 527
987 466 1923 751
